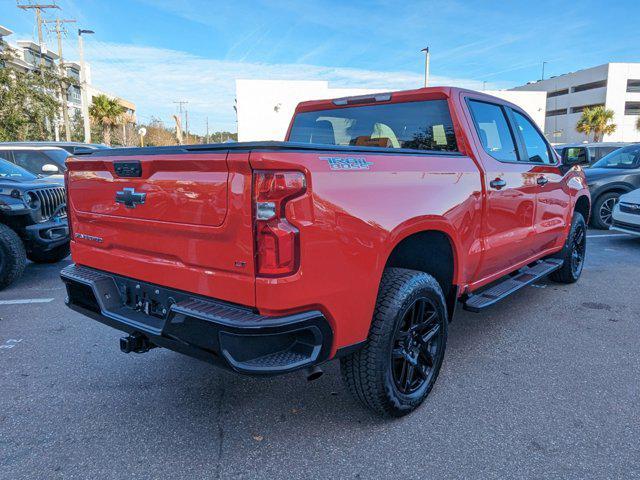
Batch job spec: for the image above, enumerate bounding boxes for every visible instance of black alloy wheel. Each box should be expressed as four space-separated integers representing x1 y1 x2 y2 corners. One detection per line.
340 268 448 417
570 222 587 278
391 298 444 395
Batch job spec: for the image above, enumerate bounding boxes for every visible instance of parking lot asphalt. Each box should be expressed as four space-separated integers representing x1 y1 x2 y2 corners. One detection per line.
1 231 639 480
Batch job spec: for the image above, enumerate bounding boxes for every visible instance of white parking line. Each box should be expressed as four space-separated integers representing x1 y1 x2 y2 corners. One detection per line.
0 298 54 305
586 233 632 239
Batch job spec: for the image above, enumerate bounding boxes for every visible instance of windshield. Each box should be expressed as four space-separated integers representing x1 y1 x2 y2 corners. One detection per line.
592 145 640 169
44 148 71 166
0 159 37 181
288 100 458 152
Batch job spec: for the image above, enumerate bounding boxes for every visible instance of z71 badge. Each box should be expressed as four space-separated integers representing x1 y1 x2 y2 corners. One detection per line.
319 156 373 171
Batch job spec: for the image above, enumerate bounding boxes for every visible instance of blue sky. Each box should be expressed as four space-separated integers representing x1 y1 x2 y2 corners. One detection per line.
1 0 638 134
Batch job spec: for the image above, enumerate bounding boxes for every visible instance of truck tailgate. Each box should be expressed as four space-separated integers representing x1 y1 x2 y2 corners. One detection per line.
66 152 256 306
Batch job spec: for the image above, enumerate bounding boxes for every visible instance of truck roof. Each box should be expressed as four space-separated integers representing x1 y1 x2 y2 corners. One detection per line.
293 86 521 114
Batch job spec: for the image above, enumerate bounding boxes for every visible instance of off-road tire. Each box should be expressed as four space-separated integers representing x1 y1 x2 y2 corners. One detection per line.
591 191 619 229
340 268 448 417
0 224 27 290
27 242 70 264
550 212 587 284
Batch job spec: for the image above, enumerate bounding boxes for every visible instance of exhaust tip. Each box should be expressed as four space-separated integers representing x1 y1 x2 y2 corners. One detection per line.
305 365 323 382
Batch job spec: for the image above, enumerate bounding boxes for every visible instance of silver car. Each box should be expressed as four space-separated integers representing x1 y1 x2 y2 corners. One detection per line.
611 188 640 236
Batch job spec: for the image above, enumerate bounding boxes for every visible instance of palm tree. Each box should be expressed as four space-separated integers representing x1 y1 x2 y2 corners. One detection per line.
89 94 125 145
575 106 616 142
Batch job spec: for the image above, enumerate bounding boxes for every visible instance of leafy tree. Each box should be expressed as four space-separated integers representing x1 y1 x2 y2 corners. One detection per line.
636 116 640 133
142 117 177 146
0 44 60 141
89 94 125 146
576 106 617 142
207 131 238 143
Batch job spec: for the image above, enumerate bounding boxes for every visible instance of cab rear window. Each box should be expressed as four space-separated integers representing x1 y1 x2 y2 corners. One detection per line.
288 100 458 152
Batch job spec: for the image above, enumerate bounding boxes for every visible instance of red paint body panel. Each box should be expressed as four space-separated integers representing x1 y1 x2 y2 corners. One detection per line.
67 152 256 306
66 87 590 357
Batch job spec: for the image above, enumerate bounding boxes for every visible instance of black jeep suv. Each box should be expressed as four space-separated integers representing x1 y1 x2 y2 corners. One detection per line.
0 159 69 289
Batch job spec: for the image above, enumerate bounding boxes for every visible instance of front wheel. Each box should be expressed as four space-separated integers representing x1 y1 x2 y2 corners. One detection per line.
550 212 587 284
340 268 448 417
0 224 27 290
591 192 619 229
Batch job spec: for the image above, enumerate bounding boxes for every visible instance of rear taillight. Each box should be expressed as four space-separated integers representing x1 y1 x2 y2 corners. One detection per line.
253 170 306 277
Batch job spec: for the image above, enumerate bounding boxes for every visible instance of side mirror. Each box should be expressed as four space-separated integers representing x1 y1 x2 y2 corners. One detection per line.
562 147 589 166
42 163 60 173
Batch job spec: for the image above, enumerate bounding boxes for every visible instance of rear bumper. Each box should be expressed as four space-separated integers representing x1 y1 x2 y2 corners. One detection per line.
611 221 640 236
60 264 333 375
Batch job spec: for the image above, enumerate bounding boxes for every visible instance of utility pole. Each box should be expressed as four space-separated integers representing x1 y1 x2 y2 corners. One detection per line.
541 61 548 81
174 100 188 143
185 110 189 144
44 17 76 141
78 28 94 143
172 114 183 144
421 47 430 88
205 116 209 144
17 3 60 78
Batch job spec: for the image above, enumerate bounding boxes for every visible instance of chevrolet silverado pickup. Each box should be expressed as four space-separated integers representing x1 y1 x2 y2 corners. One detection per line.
61 87 591 417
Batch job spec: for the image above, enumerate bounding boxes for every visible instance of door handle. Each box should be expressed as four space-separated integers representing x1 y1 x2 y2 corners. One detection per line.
537 176 549 186
490 178 507 190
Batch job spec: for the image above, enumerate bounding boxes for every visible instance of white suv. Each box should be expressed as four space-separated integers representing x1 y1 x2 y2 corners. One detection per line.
611 188 640 236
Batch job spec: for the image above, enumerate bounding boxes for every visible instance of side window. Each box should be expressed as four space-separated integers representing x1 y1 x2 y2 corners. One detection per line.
512 111 552 164
468 100 518 162
0 151 11 162
595 147 617 161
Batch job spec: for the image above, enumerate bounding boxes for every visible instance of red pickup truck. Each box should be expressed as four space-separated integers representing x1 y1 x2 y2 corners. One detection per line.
61 87 590 417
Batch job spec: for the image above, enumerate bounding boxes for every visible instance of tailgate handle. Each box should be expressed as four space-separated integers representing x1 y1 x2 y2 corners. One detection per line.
114 161 142 177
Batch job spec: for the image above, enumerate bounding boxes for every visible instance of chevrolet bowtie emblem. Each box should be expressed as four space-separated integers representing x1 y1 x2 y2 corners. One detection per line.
115 187 146 208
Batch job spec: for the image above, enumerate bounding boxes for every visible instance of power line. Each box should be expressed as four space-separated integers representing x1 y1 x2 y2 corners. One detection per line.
16 2 60 77
43 17 76 141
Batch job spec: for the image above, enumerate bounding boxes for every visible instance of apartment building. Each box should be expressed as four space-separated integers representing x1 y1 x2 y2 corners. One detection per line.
511 63 640 144
0 24 136 123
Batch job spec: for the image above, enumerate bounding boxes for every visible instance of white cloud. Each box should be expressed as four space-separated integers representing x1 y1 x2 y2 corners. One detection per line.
71 40 500 133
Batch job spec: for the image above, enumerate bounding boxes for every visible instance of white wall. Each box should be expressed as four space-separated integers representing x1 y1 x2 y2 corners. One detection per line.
236 80 548 143
607 63 640 143
485 90 547 130
236 80 380 142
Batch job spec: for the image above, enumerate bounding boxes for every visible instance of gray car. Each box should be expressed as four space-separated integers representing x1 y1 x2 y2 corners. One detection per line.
584 144 640 229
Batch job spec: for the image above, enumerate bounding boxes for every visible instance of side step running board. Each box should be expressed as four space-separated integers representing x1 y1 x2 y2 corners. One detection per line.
463 259 563 312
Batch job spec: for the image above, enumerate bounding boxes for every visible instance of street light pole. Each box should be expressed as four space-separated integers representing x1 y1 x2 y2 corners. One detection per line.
421 47 430 87
78 28 94 143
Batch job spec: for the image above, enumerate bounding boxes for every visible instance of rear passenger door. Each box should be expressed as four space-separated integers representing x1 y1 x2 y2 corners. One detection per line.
465 98 539 282
509 109 569 253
